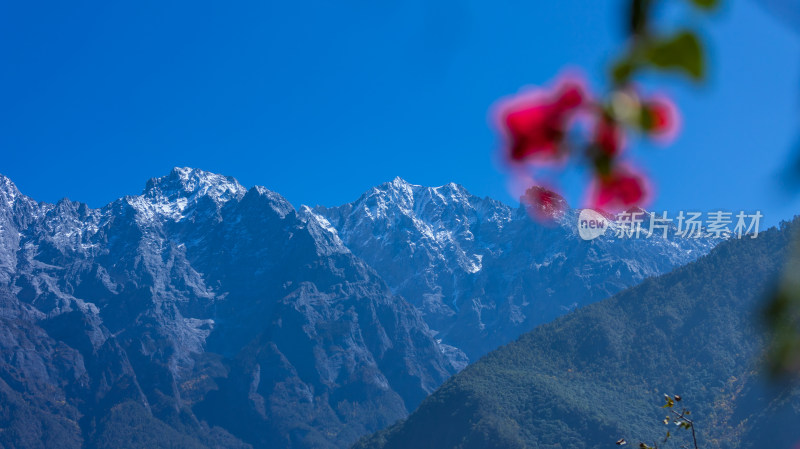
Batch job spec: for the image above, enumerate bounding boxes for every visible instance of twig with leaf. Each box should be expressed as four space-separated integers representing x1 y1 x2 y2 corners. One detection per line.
616 394 699 449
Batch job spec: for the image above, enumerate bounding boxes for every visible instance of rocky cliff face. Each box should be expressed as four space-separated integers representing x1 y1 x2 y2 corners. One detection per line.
0 169 715 449
0 168 453 449
317 177 714 360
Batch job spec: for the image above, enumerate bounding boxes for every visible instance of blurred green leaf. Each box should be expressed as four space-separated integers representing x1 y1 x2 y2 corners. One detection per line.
787 146 800 189
591 150 614 177
646 31 705 81
612 58 638 86
688 0 719 11
639 105 656 131
764 282 800 376
630 0 652 36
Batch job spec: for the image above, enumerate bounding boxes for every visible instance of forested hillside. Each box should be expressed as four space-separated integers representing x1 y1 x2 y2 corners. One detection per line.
354 218 800 449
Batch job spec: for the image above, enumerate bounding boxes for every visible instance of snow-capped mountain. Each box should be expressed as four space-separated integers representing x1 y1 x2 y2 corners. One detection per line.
317 177 715 360
0 168 453 449
0 168 716 449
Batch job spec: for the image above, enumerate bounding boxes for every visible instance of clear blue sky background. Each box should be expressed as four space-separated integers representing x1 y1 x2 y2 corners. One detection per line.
1 0 799 226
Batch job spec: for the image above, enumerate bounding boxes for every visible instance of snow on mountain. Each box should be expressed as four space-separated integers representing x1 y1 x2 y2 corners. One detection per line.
317 177 717 360
0 169 718 449
0 168 454 449
129 167 248 222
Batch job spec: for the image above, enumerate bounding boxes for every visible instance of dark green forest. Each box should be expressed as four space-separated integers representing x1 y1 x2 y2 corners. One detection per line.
354 218 800 449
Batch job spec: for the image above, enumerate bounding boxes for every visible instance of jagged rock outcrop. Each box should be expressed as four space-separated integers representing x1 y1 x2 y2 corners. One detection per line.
318 178 714 359
0 168 453 449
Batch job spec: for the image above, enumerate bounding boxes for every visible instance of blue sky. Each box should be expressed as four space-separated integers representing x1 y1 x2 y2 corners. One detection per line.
1 0 799 226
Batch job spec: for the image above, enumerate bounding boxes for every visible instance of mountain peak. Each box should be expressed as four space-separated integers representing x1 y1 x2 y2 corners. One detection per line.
380 177 473 202
0 174 39 220
385 177 466 193
390 176 412 186
0 174 22 208
385 176 418 194
131 167 247 221
431 181 470 199
143 167 246 201
244 185 295 219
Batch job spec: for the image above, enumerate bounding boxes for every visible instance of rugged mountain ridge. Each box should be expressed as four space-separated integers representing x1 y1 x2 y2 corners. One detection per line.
0 168 453 449
0 168 717 449
317 177 714 360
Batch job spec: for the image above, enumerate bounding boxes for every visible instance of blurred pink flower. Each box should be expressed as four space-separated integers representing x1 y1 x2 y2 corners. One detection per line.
497 77 588 163
522 185 567 224
595 116 625 156
589 167 651 212
643 95 680 144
